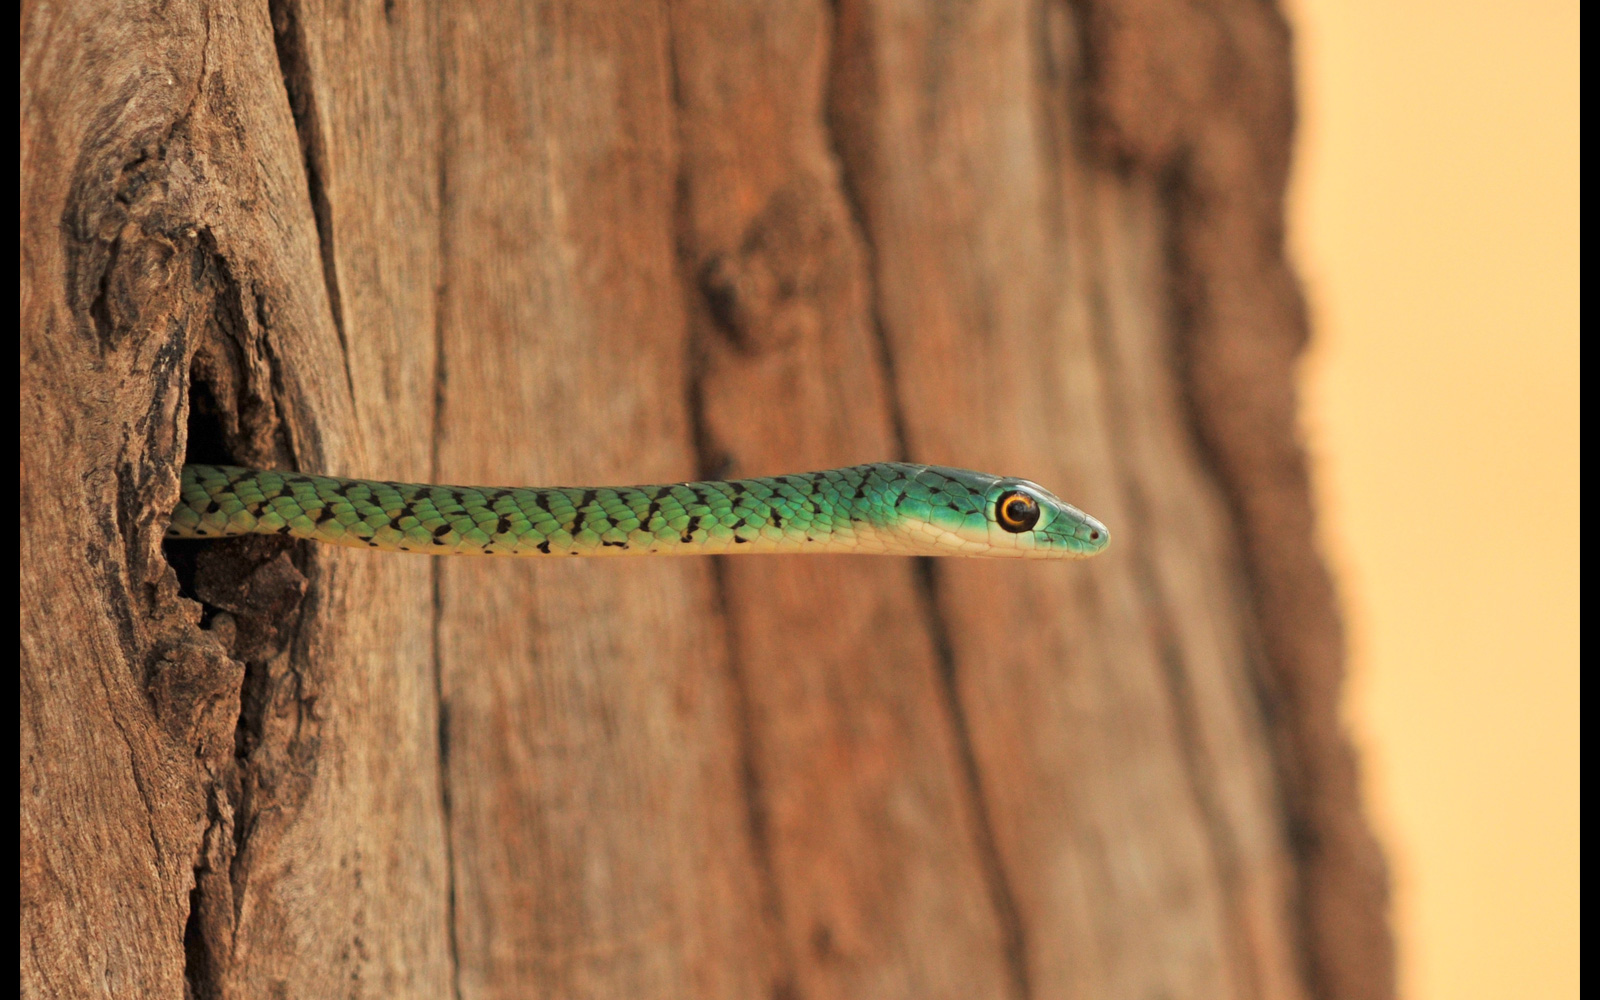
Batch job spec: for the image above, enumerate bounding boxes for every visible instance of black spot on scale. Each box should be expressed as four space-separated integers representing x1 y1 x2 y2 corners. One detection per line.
278 524 293 535
205 500 221 513
432 524 452 538
536 540 551 554
496 516 512 535
733 536 748 544
769 509 784 528
602 541 627 549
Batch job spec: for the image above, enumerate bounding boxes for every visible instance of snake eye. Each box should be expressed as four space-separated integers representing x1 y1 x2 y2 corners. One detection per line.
995 490 1040 533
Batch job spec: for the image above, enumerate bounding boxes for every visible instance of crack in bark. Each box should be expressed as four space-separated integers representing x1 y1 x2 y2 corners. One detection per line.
1061 2 1391 991
822 6 1032 998
915 560 1035 1000
709 559 800 1000
431 20 466 997
172 241 311 1000
820 8 912 467
269 0 358 408
432 565 465 1000
183 786 231 999
1082 259 1262 1000
1158 160 1337 1000
683 266 796 997
666 25 799 999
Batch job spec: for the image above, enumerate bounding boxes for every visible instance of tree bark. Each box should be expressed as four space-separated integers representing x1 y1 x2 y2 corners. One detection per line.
20 2 1392 999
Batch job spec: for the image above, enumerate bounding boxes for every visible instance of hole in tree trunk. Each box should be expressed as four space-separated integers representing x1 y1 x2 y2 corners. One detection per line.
163 367 238 617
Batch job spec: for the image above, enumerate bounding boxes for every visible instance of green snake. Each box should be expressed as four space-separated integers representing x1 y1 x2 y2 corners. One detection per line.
168 463 1109 559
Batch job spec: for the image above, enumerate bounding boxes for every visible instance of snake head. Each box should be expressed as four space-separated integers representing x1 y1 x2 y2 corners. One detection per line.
891 465 1110 559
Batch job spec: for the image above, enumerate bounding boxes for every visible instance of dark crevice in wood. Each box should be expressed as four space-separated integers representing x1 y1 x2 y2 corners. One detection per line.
710 559 800 1000
430 17 465 999
1154 638 1262 1000
223 554 311 941
182 787 231 1000
165 230 297 603
1080 262 1261 999
87 233 120 346
161 226 306 999
822 8 1032 999
1158 163 1336 1000
268 0 357 408
432 566 466 1000
684 264 797 999
667 27 796 998
684 316 790 993
188 225 291 465
183 368 237 468
1159 159 1322 1000
181 537 309 912
1063 0 1392 990
821 1 912 466
915 559 1035 1000
102 461 144 654
431 8 453 491
1157 90 1389 1000
182 870 213 998
168 262 311 998
166 370 234 615
1031 0 1069 251
670 42 798 1000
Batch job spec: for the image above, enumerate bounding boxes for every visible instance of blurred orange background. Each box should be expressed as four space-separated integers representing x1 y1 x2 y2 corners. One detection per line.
1286 1 1579 998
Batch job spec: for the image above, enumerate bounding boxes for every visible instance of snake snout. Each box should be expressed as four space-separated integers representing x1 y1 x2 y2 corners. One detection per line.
1081 513 1110 552
1049 505 1109 557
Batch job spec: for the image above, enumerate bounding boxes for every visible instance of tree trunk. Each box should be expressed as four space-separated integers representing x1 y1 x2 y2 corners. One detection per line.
20 3 1393 999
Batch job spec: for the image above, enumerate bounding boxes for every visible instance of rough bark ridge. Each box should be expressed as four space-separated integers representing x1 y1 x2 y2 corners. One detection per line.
1074 3 1396 997
21 2 1391 999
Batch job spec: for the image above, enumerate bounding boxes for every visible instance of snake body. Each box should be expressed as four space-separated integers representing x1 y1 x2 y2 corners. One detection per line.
168 463 1109 559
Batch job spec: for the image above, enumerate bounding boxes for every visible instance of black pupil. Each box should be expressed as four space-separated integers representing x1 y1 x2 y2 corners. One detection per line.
1007 499 1029 520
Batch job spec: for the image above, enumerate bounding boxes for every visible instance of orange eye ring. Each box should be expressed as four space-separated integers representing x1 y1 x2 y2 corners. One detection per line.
995 490 1040 533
